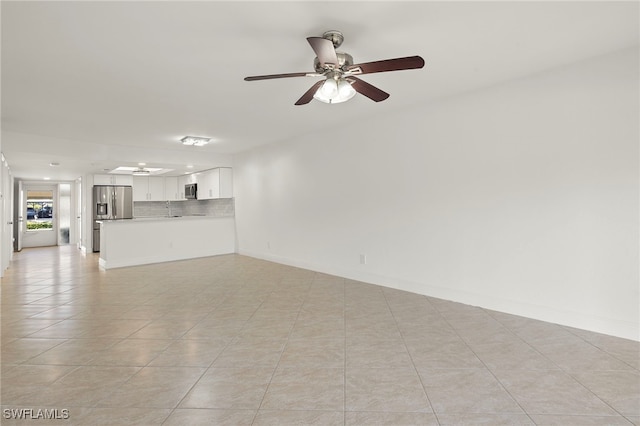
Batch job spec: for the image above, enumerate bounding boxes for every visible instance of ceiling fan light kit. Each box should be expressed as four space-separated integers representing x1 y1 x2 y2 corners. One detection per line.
132 168 150 176
313 75 356 104
244 30 425 106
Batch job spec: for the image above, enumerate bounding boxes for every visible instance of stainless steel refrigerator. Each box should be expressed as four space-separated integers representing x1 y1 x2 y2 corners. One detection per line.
92 185 133 252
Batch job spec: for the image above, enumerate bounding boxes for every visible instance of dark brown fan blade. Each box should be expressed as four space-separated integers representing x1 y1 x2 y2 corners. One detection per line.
307 37 339 67
346 56 425 75
244 72 312 81
294 80 325 105
347 77 390 102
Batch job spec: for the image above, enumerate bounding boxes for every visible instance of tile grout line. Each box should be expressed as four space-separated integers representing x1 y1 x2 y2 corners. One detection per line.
562 325 640 372
4 248 639 424
486 309 634 420
433 305 536 425
343 276 347 426
384 291 442 426
159 271 251 424
247 274 311 425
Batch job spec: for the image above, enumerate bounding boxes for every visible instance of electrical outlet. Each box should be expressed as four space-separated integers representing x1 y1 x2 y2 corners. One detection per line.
360 254 367 265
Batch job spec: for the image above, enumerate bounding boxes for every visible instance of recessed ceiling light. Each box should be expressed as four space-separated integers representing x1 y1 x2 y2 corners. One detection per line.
181 136 210 146
138 162 146 166
43 177 51 180
186 165 194 169
49 162 60 167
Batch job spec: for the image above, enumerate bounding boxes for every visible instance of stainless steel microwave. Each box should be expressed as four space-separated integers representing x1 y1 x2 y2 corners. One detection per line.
185 183 197 199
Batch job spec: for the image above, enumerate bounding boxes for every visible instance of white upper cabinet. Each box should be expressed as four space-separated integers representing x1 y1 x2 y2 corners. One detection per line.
177 174 194 200
96 170 232 201
148 177 165 201
132 176 147 201
164 177 179 201
195 167 233 200
219 168 233 198
133 176 165 201
93 174 133 186
96 172 234 202
197 169 218 200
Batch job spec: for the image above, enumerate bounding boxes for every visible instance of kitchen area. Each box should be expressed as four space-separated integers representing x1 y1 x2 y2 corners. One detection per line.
92 167 235 269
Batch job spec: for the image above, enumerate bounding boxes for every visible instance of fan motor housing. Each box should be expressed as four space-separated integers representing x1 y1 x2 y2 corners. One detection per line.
314 52 354 73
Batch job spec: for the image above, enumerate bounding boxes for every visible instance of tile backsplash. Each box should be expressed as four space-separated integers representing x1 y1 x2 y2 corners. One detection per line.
134 198 234 218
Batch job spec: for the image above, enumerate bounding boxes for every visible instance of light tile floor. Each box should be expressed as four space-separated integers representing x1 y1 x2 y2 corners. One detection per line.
1 246 638 425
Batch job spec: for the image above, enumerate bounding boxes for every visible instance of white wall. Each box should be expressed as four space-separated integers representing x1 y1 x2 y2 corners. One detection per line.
234 47 639 341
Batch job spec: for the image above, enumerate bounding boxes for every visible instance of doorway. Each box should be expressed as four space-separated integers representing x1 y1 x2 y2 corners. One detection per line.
21 185 58 248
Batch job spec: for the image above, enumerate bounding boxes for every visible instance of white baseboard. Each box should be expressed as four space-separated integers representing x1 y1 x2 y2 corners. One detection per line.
238 249 639 342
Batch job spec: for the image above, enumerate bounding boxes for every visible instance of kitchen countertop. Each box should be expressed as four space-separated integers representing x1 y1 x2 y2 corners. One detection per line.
99 215 233 223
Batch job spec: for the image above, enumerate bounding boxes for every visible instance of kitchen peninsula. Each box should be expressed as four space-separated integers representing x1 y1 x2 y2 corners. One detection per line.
98 215 235 269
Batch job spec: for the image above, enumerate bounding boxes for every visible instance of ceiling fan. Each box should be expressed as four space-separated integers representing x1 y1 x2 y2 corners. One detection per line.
244 30 425 105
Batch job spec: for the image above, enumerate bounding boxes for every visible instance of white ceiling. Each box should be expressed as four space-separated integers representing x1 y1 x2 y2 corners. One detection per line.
2 1 638 181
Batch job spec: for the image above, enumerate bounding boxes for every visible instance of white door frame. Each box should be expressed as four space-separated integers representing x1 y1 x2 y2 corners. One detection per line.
75 178 82 249
1 157 13 275
16 180 23 251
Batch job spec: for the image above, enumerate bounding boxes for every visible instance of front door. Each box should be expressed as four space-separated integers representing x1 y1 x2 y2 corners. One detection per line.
22 185 58 248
